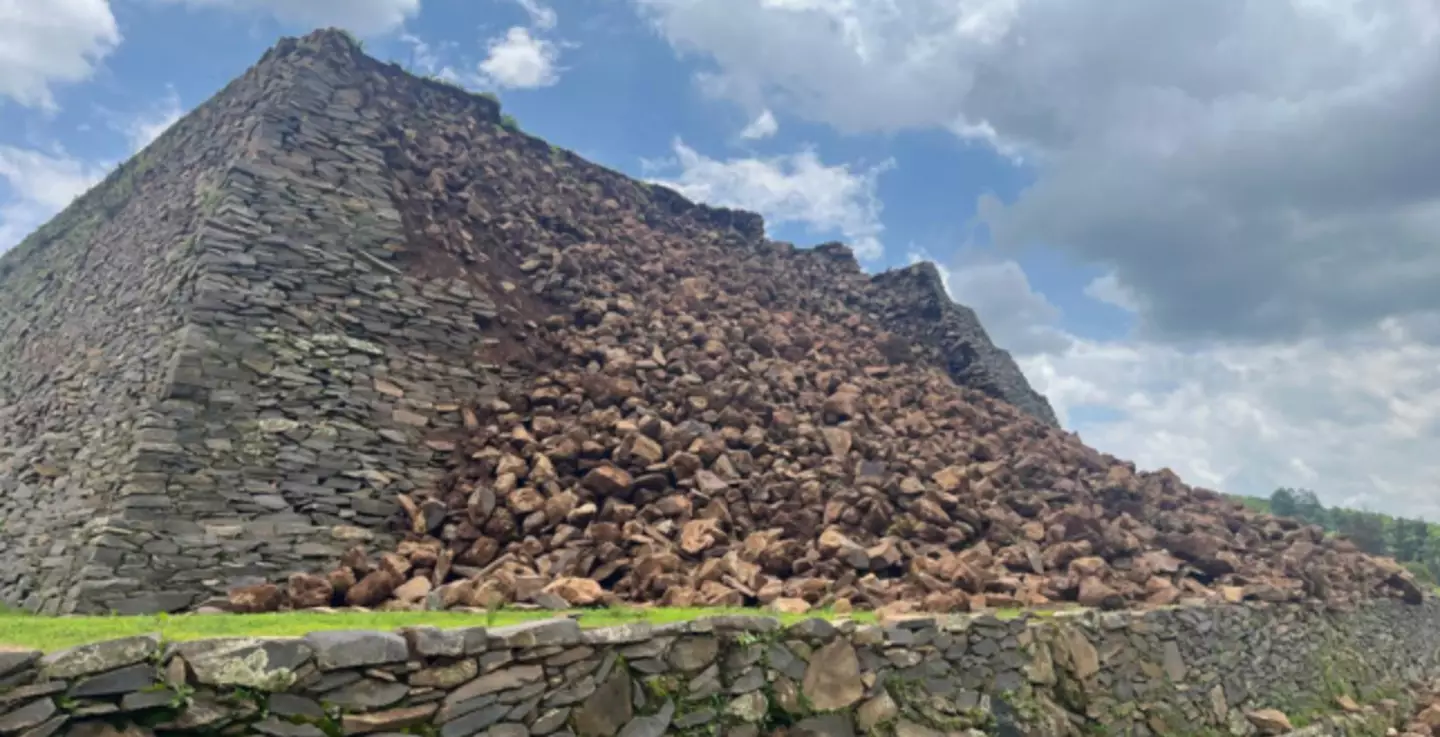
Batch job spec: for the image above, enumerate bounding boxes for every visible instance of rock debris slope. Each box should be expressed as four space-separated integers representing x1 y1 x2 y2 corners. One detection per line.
218 34 1423 615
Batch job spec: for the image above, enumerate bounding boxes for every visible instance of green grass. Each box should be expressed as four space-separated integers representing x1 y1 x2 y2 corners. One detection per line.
0 606 878 652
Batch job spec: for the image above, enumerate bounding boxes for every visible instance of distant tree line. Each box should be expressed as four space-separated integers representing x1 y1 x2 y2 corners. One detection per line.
1252 487 1439 583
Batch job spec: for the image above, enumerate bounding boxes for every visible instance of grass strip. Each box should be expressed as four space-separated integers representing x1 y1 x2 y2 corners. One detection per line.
0 605 879 651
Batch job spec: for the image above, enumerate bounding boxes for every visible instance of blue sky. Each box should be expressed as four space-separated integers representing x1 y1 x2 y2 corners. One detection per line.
6 0 1440 518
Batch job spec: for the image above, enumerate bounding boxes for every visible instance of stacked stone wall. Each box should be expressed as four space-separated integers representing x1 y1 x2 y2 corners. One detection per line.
0 600 1434 737
94 34 509 615
0 27 1081 616
0 39 280 614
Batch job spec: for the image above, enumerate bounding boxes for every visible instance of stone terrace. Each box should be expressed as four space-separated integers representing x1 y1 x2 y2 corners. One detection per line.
0 599 1437 737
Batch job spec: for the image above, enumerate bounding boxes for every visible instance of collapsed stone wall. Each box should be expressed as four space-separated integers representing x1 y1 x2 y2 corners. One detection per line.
0 28 1058 615
871 263 1059 427
0 600 1433 737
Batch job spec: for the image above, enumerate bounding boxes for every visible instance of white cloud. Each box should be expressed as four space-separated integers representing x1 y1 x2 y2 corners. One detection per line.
630 0 1440 518
0 91 190 253
399 2 564 92
159 0 419 35
632 0 1440 343
513 0 557 30
1020 320 1440 518
398 33 463 83
0 0 121 109
739 109 778 140
0 146 108 251
898 249 1440 518
115 87 184 151
908 247 1071 355
478 27 562 89
650 139 892 261
1084 272 1140 313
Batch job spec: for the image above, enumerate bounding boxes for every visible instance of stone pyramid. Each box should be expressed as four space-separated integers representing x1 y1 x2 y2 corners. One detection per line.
0 29 1055 615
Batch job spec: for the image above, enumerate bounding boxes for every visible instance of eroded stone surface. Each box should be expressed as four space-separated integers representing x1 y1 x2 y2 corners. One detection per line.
177 638 313 691
40 636 159 680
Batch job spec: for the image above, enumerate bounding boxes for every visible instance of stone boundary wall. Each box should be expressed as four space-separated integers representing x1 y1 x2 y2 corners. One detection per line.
0 600 1434 737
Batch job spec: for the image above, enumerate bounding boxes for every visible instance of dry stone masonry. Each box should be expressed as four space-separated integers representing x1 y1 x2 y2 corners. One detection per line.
0 28 1425 622
0 27 1116 616
1 600 1437 737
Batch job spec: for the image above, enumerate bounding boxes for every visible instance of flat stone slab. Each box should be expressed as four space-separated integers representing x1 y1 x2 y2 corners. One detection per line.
68 663 158 697
175 638 313 691
486 620 581 649
40 634 160 679
303 631 408 670
0 697 58 733
0 650 41 679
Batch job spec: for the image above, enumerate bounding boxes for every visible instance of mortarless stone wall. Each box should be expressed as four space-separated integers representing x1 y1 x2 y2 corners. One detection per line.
871 262 1058 427
0 48 286 614
0 600 1433 737
0 29 1059 615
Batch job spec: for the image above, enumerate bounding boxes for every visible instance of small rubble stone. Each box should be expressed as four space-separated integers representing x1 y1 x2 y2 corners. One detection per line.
119 689 177 712
531 708 570 734
411 659 479 689
267 694 325 720
666 637 719 672
1245 709 1293 735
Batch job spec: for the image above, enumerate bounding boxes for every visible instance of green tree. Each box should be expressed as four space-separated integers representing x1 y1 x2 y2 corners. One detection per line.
1290 488 1330 528
1270 488 1298 518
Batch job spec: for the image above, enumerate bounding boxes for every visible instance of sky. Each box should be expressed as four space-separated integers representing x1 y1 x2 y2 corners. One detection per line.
5 0 1440 518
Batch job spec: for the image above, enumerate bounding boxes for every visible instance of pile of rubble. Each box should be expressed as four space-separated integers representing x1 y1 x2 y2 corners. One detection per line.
228 88 1424 616
1400 686 1440 736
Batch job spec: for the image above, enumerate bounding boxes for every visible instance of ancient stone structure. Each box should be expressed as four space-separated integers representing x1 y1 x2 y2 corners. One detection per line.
0 600 1433 737
871 262 1057 427
0 29 1061 616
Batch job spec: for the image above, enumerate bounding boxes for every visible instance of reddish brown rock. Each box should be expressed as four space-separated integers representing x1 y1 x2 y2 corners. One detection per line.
287 573 334 609
543 577 605 606
228 584 283 613
346 569 402 607
583 466 633 496
226 46 1425 615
